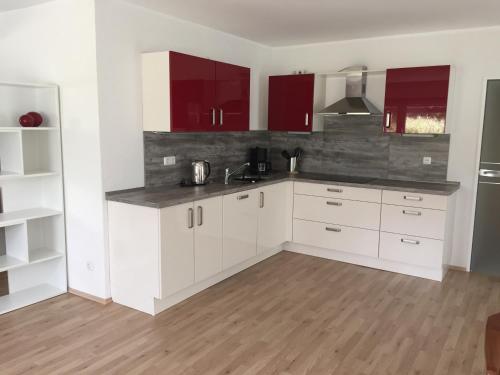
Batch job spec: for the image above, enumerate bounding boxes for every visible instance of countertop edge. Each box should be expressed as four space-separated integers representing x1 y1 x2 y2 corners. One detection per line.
106 175 460 209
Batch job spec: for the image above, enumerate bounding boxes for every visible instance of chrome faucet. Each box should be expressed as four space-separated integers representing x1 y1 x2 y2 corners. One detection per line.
225 162 250 184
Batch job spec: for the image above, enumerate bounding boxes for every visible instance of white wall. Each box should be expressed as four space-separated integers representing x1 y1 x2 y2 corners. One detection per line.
95 0 273 192
0 0 110 298
270 27 500 268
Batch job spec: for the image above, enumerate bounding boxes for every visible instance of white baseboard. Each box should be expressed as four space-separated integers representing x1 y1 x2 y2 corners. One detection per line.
284 242 444 281
153 246 282 315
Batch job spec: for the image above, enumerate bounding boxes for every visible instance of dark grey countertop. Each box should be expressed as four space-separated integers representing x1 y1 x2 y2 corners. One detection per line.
106 172 460 209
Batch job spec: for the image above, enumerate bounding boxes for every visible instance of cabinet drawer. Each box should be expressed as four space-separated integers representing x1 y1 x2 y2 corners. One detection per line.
381 204 446 240
293 219 379 258
294 182 381 203
379 231 443 268
293 194 380 230
382 190 448 210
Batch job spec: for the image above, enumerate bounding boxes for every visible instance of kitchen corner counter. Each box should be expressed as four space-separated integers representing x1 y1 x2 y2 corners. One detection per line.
106 173 460 209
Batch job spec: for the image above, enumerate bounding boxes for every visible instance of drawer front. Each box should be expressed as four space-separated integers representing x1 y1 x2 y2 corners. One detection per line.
381 204 446 240
382 190 447 210
293 219 379 258
379 231 443 268
293 194 380 230
294 182 381 203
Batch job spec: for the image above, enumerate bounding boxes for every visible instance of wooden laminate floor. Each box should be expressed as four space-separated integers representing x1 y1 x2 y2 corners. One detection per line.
0 251 498 375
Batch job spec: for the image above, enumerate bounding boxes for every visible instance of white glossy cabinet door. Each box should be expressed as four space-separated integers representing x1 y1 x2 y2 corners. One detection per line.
257 182 291 254
194 196 223 282
160 202 195 298
223 190 258 269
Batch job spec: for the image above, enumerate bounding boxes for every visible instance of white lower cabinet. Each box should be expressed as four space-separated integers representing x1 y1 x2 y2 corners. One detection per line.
379 231 443 268
223 190 258 269
108 181 457 315
257 182 291 254
293 219 379 258
160 196 223 298
294 194 380 230
381 204 446 240
194 197 223 282
160 203 195 298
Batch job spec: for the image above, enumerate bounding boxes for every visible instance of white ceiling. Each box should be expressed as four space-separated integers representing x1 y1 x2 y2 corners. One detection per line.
124 0 500 46
2 0 500 46
0 0 54 12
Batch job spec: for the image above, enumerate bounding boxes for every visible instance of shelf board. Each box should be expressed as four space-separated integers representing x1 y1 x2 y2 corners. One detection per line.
0 127 59 132
0 284 66 315
0 170 59 181
0 208 62 228
0 170 21 179
0 255 27 273
317 69 386 77
29 248 64 264
0 81 58 89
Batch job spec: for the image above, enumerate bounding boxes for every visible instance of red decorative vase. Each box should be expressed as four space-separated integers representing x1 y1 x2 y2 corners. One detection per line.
18 112 43 127
19 114 35 127
27 112 43 126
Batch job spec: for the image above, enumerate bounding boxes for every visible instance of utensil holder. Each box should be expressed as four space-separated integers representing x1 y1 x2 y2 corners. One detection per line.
288 157 298 174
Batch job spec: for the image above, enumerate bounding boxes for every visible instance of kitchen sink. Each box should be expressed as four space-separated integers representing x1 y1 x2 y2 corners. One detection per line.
232 176 262 183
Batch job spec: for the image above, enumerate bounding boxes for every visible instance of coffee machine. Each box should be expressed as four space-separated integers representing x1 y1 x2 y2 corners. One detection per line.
249 147 271 175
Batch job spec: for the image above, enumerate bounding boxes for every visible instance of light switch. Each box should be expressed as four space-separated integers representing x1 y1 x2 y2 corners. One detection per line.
163 156 176 166
423 156 432 165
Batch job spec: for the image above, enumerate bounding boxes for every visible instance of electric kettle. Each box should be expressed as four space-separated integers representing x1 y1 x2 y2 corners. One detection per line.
191 160 211 185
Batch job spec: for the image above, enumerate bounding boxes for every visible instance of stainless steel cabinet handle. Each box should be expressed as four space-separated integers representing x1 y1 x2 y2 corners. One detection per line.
211 108 216 126
402 209 422 216
401 238 420 245
260 192 264 208
237 194 249 200
305 113 309 126
219 109 223 126
325 227 341 232
479 169 500 178
197 206 203 226
327 188 343 193
187 208 194 228
326 201 342 206
385 112 391 128
403 195 423 201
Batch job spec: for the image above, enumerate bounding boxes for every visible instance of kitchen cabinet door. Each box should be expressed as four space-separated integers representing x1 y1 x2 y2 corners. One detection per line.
222 190 258 269
194 196 223 282
268 74 314 132
160 202 195 298
257 182 292 254
383 65 450 134
169 51 216 132
215 61 250 131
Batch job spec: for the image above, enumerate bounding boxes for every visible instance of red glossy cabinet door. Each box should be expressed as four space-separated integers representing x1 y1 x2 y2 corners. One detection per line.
383 65 450 134
169 51 216 132
268 74 314 132
215 62 250 131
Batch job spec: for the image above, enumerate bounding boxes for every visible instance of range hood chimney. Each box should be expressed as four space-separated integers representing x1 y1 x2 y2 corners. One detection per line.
318 66 382 116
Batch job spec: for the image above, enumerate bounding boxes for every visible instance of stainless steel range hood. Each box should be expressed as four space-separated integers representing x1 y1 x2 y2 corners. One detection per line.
318 66 382 116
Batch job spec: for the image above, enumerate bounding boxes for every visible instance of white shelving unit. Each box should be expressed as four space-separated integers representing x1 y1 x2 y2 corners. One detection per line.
0 82 66 314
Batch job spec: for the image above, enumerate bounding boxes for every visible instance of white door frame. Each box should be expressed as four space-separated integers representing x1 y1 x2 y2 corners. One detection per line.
465 77 500 271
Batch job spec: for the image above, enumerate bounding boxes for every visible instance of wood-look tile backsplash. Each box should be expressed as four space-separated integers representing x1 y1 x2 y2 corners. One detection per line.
144 116 450 187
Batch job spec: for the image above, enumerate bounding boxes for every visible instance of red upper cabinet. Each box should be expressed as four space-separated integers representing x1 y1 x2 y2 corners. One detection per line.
215 62 250 131
169 51 216 132
383 65 451 134
268 74 315 132
141 51 250 133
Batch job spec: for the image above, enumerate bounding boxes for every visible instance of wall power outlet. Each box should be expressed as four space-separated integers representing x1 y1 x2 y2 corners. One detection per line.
423 156 432 165
163 156 176 166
